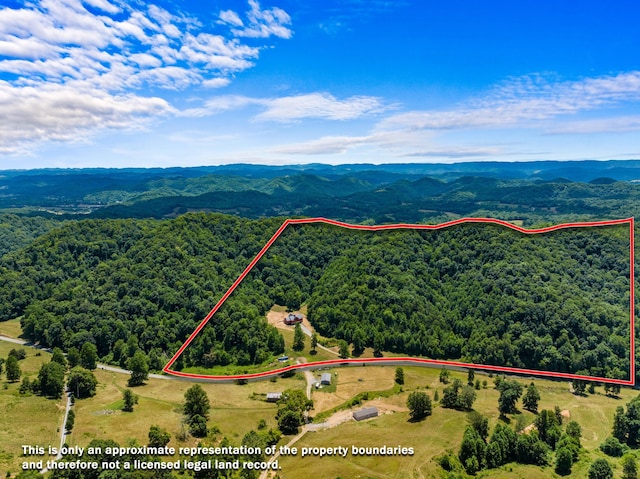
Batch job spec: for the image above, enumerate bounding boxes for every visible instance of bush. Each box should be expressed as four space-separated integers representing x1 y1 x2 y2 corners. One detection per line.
600 436 628 457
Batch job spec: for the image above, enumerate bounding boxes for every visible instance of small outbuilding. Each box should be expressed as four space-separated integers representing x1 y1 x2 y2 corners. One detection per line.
353 407 378 421
320 373 332 385
266 392 282 402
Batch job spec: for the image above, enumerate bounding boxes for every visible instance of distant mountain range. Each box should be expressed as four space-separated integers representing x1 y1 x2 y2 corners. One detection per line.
1 160 640 223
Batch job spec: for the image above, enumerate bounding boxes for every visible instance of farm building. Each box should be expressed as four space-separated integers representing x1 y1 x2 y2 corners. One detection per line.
321 373 332 385
284 313 304 325
266 392 282 402
353 407 378 421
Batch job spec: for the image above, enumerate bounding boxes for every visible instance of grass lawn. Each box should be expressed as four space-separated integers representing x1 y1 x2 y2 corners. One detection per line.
69 367 306 450
0 318 24 339
0 342 63 477
277 366 640 479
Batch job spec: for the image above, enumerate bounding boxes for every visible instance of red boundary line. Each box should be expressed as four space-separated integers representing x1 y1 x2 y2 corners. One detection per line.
163 217 635 386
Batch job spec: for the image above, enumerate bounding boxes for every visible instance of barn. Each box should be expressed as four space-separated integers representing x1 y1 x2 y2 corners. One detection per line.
353 407 378 421
320 373 332 385
266 392 282 402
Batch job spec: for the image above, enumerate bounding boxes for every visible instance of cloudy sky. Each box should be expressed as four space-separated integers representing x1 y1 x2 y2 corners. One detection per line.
0 0 639 169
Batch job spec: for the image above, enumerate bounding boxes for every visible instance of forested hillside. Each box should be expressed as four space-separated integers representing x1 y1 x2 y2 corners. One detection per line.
0 212 628 381
0 214 288 370
187 220 631 380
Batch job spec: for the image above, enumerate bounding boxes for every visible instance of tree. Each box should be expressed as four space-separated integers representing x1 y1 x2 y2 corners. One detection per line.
67 367 97 398
516 433 548 465
126 350 149 386
467 411 489 442
292 324 305 352
588 458 613 479
535 409 560 448
441 379 462 409
148 425 171 447
80 342 98 370
572 379 587 396
5 355 21 382
566 420 582 443
51 347 67 368
277 408 303 435
122 388 138 412
184 384 211 421
310 332 318 353
522 382 540 412
394 367 404 385
458 385 477 411
276 389 312 434
8 348 26 360
600 436 627 457
407 391 432 421
467 369 475 386
338 340 349 359
67 347 81 368
439 368 450 384
459 426 485 474
37 361 65 398
555 446 573 475
65 410 75 432
613 405 628 442
189 414 208 437
497 380 523 415
622 454 638 479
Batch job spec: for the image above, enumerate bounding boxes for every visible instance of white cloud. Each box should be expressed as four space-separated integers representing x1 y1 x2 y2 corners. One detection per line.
0 0 293 155
195 92 386 121
377 71 640 132
0 81 173 155
202 77 232 89
224 0 292 39
255 92 385 121
273 135 371 154
82 0 120 15
219 10 244 28
545 116 640 135
400 146 505 158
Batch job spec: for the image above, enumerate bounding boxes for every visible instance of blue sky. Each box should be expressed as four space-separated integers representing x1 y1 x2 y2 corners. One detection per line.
0 0 639 168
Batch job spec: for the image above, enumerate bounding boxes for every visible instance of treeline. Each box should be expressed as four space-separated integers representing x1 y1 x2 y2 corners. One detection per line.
305 223 630 379
0 214 289 370
0 214 632 379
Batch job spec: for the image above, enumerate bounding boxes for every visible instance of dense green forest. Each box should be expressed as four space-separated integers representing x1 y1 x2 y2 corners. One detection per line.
0 212 631 381
0 215 288 370
188 220 631 380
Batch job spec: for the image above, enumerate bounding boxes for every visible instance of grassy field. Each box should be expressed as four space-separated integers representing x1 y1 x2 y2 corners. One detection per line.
69 367 306 449
0 318 24 339
277 366 640 479
0 341 63 477
2 315 637 478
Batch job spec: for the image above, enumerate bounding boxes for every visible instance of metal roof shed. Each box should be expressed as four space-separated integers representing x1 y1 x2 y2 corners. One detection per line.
353 407 378 421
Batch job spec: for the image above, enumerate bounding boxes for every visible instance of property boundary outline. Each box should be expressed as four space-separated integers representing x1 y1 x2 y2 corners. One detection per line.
163 217 635 386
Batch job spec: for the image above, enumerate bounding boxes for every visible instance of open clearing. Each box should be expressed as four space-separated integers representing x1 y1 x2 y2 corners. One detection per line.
0 342 63 476
69 367 306 449
278 366 639 479
0 318 23 339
